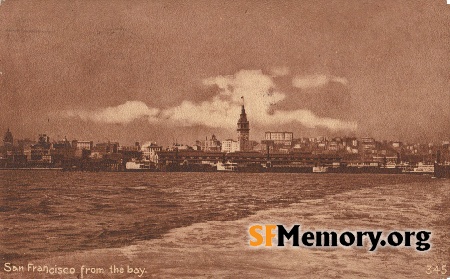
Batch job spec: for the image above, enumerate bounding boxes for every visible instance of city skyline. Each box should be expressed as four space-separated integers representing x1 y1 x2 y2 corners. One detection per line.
3 125 449 150
1 1 449 146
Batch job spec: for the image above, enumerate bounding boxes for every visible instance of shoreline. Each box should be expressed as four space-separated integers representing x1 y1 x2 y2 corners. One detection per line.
0 168 440 177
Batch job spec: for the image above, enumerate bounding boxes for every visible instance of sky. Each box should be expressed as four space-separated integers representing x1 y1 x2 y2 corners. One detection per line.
0 0 449 146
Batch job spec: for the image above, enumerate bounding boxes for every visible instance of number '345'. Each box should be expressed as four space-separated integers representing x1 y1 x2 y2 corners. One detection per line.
426 264 447 275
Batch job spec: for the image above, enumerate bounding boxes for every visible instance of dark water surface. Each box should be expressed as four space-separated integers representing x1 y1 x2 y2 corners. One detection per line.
0 171 436 261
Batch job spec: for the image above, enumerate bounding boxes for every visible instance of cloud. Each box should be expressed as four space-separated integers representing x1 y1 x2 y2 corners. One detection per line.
62 101 160 124
195 69 356 130
292 74 348 89
269 110 357 131
270 66 290 77
60 70 357 131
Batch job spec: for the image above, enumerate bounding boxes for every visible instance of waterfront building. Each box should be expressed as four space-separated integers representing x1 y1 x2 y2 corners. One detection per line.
237 104 250 151
119 142 141 152
3 128 13 146
261 132 293 153
93 142 119 155
154 149 341 171
141 142 162 162
50 138 75 162
328 141 339 151
156 150 224 165
155 150 224 171
167 143 193 151
202 134 222 152
392 141 402 148
18 139 36 160
264 132 293 143
360 137 376 158
343 137 359 154
30 134 52 161
2 128 14 158
73 140 94 150
221 139 239 153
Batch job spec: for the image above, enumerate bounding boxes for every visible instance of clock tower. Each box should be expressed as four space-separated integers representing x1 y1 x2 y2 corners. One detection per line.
237 103 250 151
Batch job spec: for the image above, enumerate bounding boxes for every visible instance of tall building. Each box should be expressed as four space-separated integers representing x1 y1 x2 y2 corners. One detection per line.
237 104 250 151
2 128 14 158
3 128 13 146
221 139 239 153
141 143 162 162
262 131 294 153
264 132 293 143
202 134 221 152
73 140 93 150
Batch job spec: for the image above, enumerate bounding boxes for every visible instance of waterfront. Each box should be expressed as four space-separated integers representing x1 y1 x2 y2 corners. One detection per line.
0 171 449 278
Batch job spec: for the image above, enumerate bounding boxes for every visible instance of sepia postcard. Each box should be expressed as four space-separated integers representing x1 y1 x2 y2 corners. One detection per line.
0 1 449 278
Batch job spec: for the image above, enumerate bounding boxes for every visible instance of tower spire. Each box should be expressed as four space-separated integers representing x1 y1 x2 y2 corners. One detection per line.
237 98 250 152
